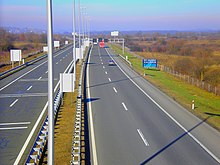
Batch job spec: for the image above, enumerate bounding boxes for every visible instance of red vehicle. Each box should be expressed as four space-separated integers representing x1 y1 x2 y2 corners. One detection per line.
99 41 105 48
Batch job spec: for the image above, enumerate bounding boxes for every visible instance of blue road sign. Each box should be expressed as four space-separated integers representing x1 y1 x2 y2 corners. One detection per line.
143 59 158 68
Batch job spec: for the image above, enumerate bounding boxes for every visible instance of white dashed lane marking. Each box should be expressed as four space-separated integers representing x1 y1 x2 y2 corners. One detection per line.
27 86 32 91
113 87 117 93
10 99 18 107
122 102 128 111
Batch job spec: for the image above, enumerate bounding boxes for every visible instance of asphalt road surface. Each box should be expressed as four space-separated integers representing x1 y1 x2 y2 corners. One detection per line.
87 45 220 165
0 44 74 165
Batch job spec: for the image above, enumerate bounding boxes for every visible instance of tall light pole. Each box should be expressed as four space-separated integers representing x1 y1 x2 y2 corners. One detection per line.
87 16 90 42
78 0 81 59
47 0 54 164
73 0 76 81
81 7 86 45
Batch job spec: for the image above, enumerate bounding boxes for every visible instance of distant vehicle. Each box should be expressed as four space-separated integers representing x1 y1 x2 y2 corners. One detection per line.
108 60 115 66
93 38 98 45
99 41 105 48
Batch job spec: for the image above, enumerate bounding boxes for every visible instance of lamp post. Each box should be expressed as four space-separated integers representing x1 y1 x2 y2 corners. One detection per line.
47 0 54 164
87 16 90 42
81 7 86 45
78 0 81 60
73 0 76 81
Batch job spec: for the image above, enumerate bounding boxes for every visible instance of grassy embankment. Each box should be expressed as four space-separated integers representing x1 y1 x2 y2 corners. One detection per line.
41 62 81 165
0 42 46 73
110 44 220 131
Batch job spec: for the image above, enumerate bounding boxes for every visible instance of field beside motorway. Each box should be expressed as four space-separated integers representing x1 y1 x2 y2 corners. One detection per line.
110 44 220 131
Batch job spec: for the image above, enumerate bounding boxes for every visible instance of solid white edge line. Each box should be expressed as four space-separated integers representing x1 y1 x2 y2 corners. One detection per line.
0 122 30 126
87 45 99 165
0 46 72 92
113 87 117 93
137 129 150 147
122 102 128 111
14 50 72 165
10 99 18 107
0 127 28 130
27 86 32 91
105 48 220 164
13 102 48 165
0 61 46 92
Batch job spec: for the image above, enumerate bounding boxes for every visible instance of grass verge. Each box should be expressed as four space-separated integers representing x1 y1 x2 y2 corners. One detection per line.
0 52 46 73
54 63 81 165
41 63 81 165
110 44 220 131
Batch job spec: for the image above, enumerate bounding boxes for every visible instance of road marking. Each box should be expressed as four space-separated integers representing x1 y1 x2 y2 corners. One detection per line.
10 99 18 107
122 102 128 111
0 45 72 92
27 86 32 91
113 87 117 93
0 122 30 126
103 66 105 69
105 71 108 75
19 78 57 82
56 62 59 64
0 127 28 130
45 71 48 74
101 62 103 65
38 77 42 80
0 93 47 98
108 78 111 82
0 61 47 92
60 59 62 62
87 45 99 165
137 129 150 147
105 48 220 164
63 57 65 59
100 59 102 61
14 56 72 165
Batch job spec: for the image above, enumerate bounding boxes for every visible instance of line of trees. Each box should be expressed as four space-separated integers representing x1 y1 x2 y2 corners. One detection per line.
124 34 220 87
0 28 47 52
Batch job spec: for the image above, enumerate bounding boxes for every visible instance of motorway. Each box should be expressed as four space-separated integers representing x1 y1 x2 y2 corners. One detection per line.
87 45 220 164
0 45 74 165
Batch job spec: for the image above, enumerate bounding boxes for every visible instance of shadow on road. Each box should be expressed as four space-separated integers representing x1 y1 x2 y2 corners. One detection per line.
140 117 210 165
88 75 141 89
86 97 100 103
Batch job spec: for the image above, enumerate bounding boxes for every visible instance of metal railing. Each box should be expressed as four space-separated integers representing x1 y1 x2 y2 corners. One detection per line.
0 44 72 80
0 54 47 80
25 59 74 165
71 46 91 165
25 45 91 165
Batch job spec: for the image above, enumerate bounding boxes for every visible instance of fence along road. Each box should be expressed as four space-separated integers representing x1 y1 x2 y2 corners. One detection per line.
0 44 73 165
87 45 220 164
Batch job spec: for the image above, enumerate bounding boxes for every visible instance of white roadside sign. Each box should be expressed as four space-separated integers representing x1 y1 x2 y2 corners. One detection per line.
60 73 75 93
10 49 22 62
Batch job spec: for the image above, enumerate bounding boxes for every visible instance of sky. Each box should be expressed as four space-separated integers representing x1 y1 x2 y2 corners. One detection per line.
0 0 220 32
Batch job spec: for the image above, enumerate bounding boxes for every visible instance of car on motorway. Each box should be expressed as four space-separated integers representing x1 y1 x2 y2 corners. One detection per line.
108 60 116 66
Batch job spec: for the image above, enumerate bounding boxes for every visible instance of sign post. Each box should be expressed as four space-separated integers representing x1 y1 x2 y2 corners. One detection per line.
10 49 22 68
